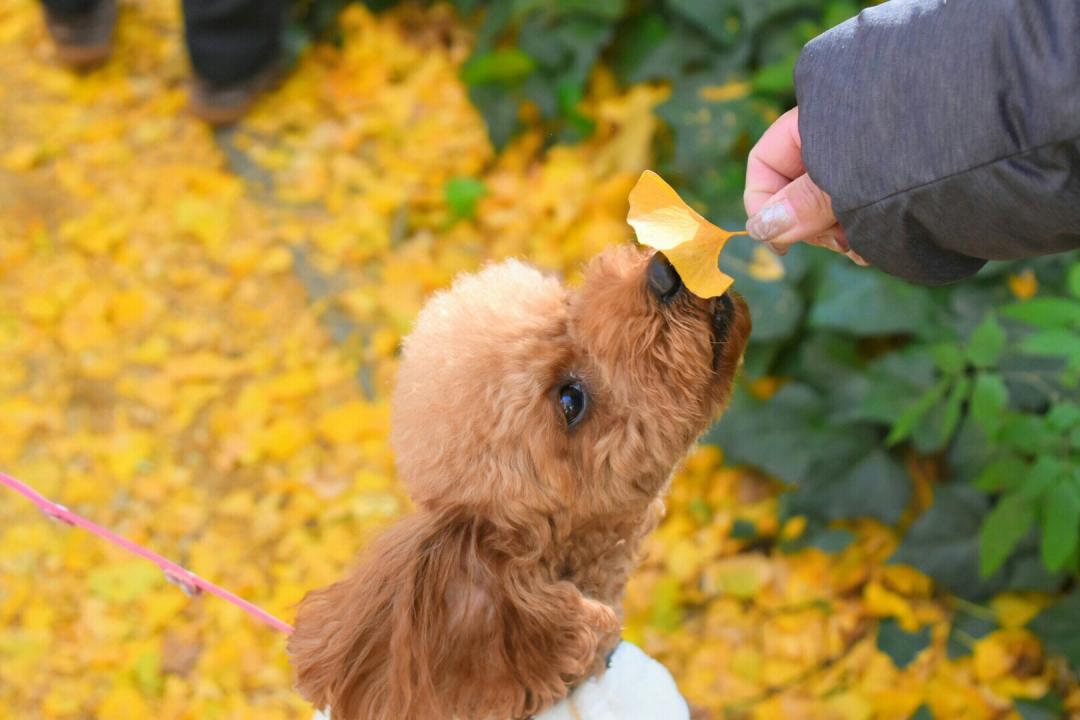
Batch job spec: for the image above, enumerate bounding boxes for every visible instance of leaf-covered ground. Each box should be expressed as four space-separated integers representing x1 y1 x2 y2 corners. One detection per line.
0 2 1076 718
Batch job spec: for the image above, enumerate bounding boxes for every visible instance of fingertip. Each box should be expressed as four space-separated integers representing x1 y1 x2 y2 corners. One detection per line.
846 250 870 267
746 200 795 243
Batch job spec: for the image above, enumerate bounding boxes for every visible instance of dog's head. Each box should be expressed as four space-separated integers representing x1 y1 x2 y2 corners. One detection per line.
392 244 750 520
290 246 750 720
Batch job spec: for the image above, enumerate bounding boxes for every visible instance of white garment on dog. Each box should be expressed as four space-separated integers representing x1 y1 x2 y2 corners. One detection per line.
535 641 689 720
312 641 689 720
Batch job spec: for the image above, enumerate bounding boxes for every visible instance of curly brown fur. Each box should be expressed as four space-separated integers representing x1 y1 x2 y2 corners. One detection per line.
289 246 751 720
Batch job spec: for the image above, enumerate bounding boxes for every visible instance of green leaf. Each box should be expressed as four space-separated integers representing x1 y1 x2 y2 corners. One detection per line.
1018 456 1064 501
849 350 936 426
1019 329 1080 359
979 495 1034 578
467 84 522 148
730 518 757 540
876 618 930 669
910 705 934 720
1001 298 1080 329
610 11 668 82
472 0 514 51
449 0 485 13
549 0 627 20
809 262 934 337
1004 546 1067 594
966 314 1006 367
892 485 986 589
997 351 1073 409
1028 590 1080 667
790 448 912 525
1041 479 1080 571
1015 694 1065 720
929 342 966 375
719 240 805 342
790 331 861 394
806 527 855 553
1047 402 1080 431
946 605 997 659
610 13 713 84
752 53 798 95
705 384 823 482
1068 262 1080 298
896 487 1061 595
823 0 861 29
519 15 610 82
999 414 1060 455
444 177 487 221
946 282 1006 337
891 485 1030 600
948 415 999 485
740 0 816 33
969 373 1008 437
910 374 972 453
740 341 782 378
667 0 741 46
461 48 536 86
937 375 972 448
657 80 767 194
886 378 949 446
973 456 1028 493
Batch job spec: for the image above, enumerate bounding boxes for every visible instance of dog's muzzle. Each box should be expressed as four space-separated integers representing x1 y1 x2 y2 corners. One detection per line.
646 253 736 345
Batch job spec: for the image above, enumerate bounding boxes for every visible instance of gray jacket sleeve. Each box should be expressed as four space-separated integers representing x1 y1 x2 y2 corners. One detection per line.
795 0 1080 285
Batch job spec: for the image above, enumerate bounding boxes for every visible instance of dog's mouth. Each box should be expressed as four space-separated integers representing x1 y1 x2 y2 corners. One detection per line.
711 293 735 342
709 293 737 367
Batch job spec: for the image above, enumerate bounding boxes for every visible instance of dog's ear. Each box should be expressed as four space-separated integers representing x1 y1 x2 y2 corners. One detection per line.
289 508 618 720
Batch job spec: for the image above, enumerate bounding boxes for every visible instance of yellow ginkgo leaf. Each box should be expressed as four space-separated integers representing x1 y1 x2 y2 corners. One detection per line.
747 244 785 281
627 170 745 298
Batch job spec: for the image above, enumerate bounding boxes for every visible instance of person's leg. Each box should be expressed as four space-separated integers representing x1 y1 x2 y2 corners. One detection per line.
182 0 287 125
182 0 284 88
41 0 116 69
42 0 99 15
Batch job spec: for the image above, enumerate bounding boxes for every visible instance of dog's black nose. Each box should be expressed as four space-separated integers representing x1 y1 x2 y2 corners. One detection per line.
647 253 682 301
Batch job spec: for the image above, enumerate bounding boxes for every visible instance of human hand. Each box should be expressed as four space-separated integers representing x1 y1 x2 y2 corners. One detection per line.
743 107 868 265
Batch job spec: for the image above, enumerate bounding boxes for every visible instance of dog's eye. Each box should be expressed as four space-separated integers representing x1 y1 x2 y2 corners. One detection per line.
558 382 588 428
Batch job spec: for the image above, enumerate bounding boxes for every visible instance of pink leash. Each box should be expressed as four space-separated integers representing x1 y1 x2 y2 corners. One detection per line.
0 471 294 635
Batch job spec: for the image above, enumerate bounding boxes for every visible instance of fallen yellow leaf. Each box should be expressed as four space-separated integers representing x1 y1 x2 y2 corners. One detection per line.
698 81 752 103
863 580 920 631
1007 269 1038 299
703 554 772 598
747 244 785 281
627 170 744 298
991 593 1051 629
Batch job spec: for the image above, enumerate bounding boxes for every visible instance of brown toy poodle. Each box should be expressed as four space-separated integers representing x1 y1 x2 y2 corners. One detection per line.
288 245 751 720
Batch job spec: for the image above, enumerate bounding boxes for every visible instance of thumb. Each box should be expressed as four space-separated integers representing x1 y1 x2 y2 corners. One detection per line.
745 173 836 247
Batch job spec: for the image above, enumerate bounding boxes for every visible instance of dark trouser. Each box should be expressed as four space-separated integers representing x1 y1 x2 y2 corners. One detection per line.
42 0 284 87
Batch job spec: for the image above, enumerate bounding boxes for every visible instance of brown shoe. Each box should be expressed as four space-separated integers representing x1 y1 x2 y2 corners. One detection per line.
44 0 116 70
188 56 287 126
